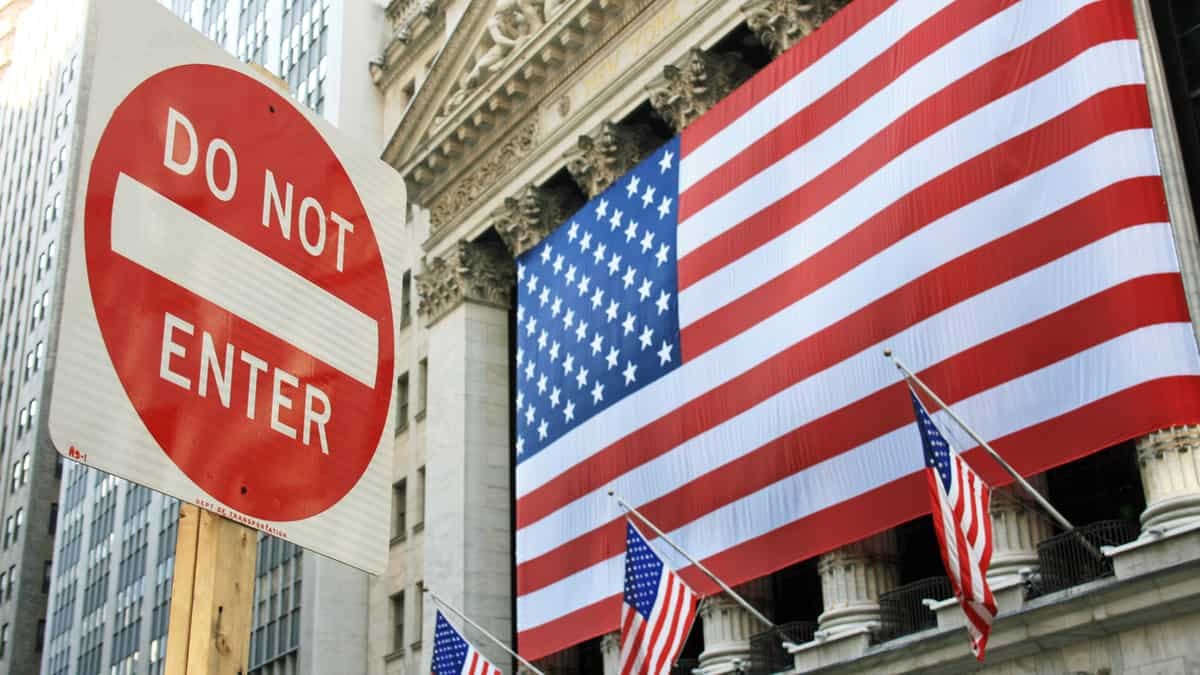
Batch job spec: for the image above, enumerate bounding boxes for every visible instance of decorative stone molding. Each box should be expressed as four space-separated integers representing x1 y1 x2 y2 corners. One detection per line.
416 239 515 326
741 0 851 57
492 183 576 257
564 121 660 198
428 117 539 231
698 579 772 674
817 530 899 637
1136 426 1200 533
373 0 443 90
600 632 620 675
648 49 752 132
988 475 1054 586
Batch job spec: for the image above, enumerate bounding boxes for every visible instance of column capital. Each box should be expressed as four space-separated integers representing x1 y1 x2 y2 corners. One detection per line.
564 121 659 198
492 183 573 257
741 0 850 57
647 49 752 132
1137 425 1200 533
416 238 515 326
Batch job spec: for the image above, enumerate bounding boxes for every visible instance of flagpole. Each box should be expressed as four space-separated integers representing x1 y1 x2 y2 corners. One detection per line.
883 349 1107 562
609 491 775 631
421 583 547 675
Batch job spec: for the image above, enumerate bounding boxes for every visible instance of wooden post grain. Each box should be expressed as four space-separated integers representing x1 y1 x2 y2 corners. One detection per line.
165 504 259 674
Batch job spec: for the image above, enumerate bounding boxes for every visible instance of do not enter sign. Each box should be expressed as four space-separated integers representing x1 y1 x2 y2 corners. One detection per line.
48 1 405 573
84 64 393 521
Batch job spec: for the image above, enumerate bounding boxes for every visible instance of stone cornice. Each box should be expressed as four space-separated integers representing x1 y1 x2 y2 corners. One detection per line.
415 238 515 326
372 0 445 91
386 0 626 197
380 0 496 169
415 0 747 257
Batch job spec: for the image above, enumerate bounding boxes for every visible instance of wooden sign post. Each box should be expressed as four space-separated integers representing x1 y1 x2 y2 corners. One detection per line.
164 505 258 674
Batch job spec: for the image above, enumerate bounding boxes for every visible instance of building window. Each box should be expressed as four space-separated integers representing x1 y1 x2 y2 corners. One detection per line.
43 561 51 593
13 508 22 544
391 480 407 542
0 623 6 658
414 466 425 533
49 502 58 535
401 270 412 327
417 358 428 417
390 591 405 654
396 372 409 434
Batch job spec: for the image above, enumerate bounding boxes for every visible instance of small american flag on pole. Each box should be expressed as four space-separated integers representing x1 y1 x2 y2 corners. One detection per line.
910 388 996 660
432 610 503 675
620 520 698 675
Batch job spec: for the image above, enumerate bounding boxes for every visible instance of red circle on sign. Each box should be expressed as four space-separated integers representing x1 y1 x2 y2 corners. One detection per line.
85 65 394 521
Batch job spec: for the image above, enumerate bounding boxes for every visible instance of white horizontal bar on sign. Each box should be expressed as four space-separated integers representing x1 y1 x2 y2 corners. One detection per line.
110 172 378 388
515 322 1200 630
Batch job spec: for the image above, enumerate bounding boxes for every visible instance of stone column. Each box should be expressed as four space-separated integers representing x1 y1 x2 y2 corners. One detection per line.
987 475 1054 586
816 531 899 637
601 632 620 675
697 578 772 674
1136 426 1200 534
416 238 515 671
534 645 580 675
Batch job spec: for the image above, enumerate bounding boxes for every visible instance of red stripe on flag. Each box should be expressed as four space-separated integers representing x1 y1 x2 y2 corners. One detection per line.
678 0 1027 221
518 377 1200 660
680 0 897 155
680 84 1155 358
517 274 1193 594
677 10 1142 291
516 173 1167 532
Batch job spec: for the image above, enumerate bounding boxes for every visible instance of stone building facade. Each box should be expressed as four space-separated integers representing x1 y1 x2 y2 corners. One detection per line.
371 0 1200 674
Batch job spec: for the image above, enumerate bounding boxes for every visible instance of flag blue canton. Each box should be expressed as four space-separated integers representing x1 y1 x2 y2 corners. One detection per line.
623 521 665 621
432 611 472 675
515 139 682 462
910 391 954 494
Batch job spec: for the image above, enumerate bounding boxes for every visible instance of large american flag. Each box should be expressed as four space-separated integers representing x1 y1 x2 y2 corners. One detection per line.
620 521 698 675
911 389 996 660
432 611 503 675
515 0 1200 658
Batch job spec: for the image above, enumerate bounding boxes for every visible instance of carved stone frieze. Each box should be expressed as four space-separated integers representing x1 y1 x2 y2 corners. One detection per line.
416 239 516 326
648 48 752 132
428 118 539 232
492 183 575 257
741 0 851 57
564 121 659 198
